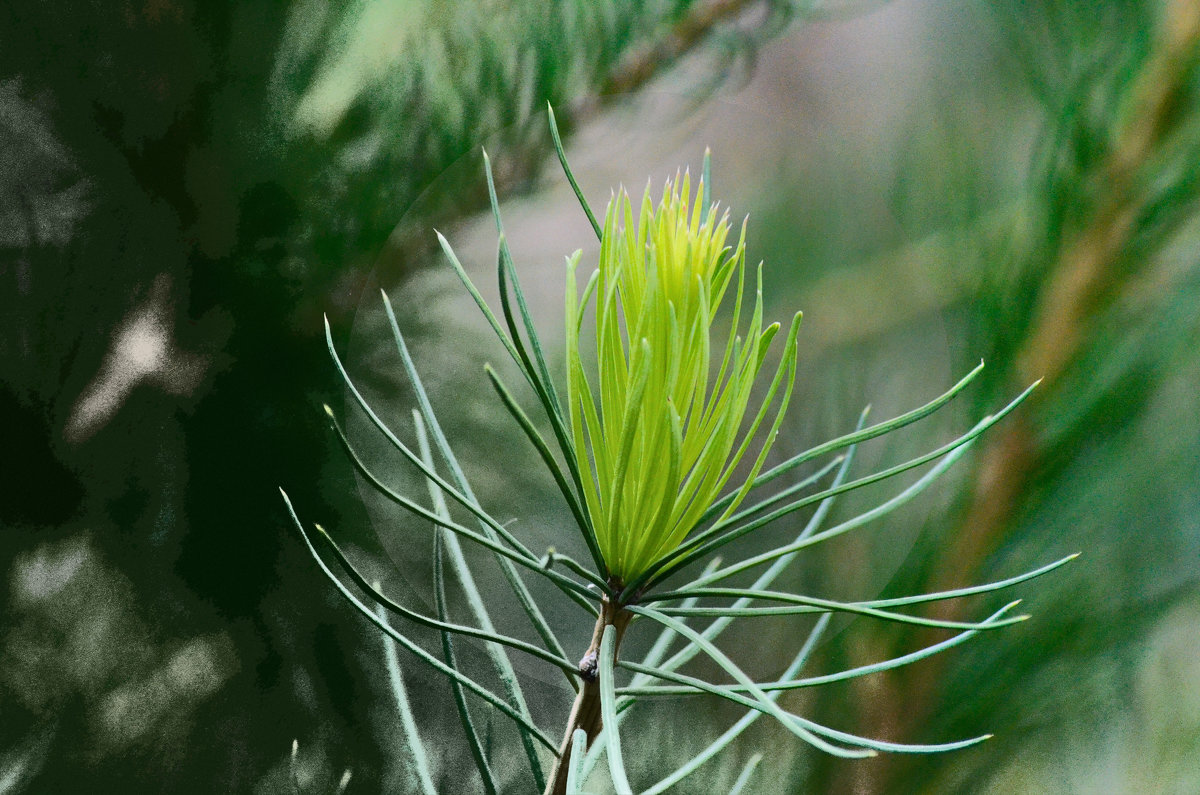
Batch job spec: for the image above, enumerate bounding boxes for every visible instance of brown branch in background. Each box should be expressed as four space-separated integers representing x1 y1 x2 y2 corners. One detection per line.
486 0 763 207
487 0 766 218
601 0 762 98
844 3 1200 793
370 0 771 314
935 0 1200 648
1017 0 1200 390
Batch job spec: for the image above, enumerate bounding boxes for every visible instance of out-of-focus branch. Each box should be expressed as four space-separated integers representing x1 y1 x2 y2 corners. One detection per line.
940 0 1200 617
1017 0 1200 391
374 0 786 305
847 4 1200 793
514 0 768 184
600 0 763 98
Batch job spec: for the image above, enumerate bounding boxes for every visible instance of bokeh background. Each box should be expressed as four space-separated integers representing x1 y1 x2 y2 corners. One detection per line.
3 1 1199 792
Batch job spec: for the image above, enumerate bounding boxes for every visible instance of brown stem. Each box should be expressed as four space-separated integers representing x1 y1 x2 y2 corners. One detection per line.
544 596 633 795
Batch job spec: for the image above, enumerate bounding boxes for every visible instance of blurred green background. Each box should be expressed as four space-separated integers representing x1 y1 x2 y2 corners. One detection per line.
3 0 1198 792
